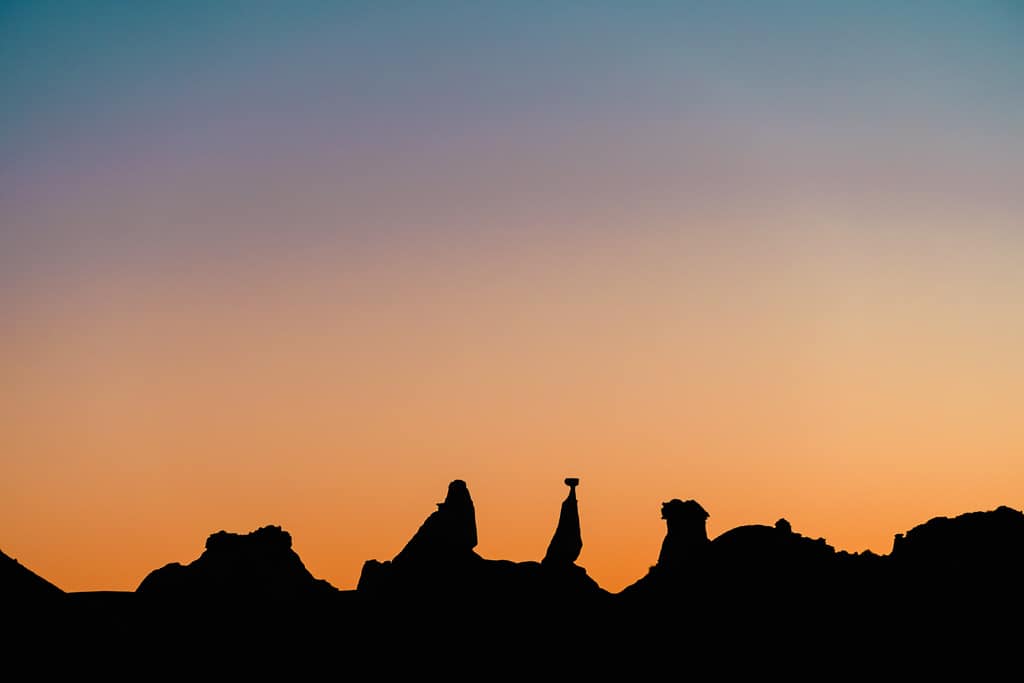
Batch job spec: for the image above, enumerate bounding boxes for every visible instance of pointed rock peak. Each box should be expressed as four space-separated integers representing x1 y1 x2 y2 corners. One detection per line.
393 479 479 565
544 477 583 566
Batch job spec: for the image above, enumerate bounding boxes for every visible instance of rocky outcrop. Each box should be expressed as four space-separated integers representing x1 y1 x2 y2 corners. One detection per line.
656 498 710 570
136 524 338 604
393 479 479 566
617 497 711 602
357 479 485 597
892 505 1024 565
620 499 878 621
888 505 1024 617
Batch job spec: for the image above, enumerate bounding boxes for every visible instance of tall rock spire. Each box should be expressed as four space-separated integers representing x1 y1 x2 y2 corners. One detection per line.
543 477 583 566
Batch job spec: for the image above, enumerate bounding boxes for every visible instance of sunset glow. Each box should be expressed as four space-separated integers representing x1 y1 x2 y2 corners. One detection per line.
3 2 1022 593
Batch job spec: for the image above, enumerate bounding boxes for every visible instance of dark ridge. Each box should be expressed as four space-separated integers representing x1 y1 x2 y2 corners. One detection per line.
4 480 1022 673
1 548 64 604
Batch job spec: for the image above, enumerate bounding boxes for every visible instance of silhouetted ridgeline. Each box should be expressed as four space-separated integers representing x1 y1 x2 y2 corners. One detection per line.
5 479 1023 672
2 548 63 604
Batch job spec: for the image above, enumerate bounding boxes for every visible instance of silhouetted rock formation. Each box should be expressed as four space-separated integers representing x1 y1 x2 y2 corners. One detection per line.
394 478 479 565
892 504 1024 567
1 549 63 608
137 524 338 605
543 477 583 566
656 498 709 570
358 477 609 637
620 497 885 644
6 480 1024 673
888 504 1024 626
705 516 843 631
617 498 711 606
358 479 485 598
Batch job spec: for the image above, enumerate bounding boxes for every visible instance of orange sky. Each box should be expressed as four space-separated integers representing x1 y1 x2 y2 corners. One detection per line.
4 217 1023 593
3 2 1023 594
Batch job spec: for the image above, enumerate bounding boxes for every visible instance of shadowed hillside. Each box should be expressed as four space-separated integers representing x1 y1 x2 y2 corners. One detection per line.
2 549 63 605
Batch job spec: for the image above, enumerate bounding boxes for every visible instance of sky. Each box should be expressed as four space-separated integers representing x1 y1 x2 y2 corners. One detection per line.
2 1 1023 593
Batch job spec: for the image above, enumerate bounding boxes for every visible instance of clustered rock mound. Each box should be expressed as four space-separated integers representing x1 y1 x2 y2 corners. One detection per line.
137 524 338 604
